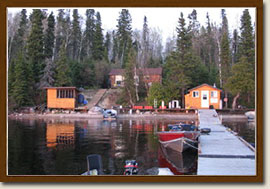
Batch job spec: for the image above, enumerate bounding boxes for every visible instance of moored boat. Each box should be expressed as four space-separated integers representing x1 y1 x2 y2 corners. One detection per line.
158 124 200 153
158 131 200 152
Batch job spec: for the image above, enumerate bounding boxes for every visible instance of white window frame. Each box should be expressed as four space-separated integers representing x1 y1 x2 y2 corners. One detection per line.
211 91 218 98
192 91 199 98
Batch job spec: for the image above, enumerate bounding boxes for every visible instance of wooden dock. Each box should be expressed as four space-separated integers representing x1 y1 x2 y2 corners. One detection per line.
197 109 256 175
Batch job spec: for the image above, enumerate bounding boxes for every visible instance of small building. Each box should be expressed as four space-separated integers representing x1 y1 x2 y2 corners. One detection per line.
185 83 222 109
109 68 162 88
44 87 79 110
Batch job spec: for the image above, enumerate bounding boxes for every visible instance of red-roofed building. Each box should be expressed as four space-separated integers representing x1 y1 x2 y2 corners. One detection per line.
109 68 162 88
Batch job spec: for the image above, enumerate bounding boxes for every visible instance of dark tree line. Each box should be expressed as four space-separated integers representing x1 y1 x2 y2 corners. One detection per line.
8 8 255 109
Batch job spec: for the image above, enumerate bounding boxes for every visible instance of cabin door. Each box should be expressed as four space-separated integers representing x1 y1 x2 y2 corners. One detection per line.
201 90 209 108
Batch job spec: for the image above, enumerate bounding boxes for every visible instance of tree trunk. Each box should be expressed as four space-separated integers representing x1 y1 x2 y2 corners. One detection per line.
232 92 240 110
181 88 185 108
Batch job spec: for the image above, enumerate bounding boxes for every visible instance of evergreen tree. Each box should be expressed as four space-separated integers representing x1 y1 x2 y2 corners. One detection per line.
9 9 28 97
27 9 45 87
39 58 55 88
141 16 150 67
81 9 96 60
12 52 31 107
220 9 231 108
239 9 255 65
122 48 137 105
44 12 55 59
104 32 111 62
10 9 28 62
92 11 104 61
176 12 192 62
55 43 72 86
232 29 240 64
111 30 119 64
55 9 65 59
70 9 81 61
116 9 133 68
225 57 254 109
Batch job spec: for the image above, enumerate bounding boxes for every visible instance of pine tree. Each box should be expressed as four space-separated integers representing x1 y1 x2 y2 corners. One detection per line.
39 58 55 88
55 43 72 86
92 11 104 61
225 56 254 109
176 12 192 62
81 9 96 60
123 48 136 105
104 32 111 62
27 9 45 84
141 16 150 67
239 9 255 65
9 9 28 97
70 9 81 61
10 9 28 62
220 9 231 108
44 12 55 59
116 9 133 68
55 9 65 59
12 52 31 107
232 29 240 64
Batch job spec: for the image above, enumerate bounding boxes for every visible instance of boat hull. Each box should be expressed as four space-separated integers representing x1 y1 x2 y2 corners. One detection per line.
158 131 200 153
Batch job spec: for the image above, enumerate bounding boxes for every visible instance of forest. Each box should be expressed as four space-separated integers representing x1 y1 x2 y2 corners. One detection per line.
7 8 255 110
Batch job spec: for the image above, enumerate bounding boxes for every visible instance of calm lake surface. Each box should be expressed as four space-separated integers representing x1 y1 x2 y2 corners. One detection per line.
8 118 197 175
8 117 255 175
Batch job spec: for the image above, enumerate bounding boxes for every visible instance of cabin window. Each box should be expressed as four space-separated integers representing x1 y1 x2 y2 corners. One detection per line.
57 89 74 98
116 80 122 86
211 91 218 98
192 91 199 98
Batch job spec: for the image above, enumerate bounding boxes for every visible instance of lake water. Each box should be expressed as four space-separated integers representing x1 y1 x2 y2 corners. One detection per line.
8 117 255 175
8 118 197 175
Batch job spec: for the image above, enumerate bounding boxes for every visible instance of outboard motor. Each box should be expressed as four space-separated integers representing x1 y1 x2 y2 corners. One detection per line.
124 160 138 175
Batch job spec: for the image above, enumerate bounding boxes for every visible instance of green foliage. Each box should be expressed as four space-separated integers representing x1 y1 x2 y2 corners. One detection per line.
239 9 255 64
27 9 45 84
54 44 72 86
92 12 105 61
225 56 254 96
122 48 136 105
12 52 31 107
147 83 164 107
70 9 81 61
44 12 55 58
116 9 133 68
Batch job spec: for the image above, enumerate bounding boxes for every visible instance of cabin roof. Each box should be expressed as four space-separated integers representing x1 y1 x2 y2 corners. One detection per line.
109 68 162 76
43 87 78 91
188 83 222 92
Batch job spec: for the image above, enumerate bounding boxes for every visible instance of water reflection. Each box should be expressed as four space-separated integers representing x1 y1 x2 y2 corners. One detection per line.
8 118 196 175
222 120 255 144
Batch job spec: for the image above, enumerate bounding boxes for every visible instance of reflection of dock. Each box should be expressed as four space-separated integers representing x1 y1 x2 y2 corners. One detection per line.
197 109 255 175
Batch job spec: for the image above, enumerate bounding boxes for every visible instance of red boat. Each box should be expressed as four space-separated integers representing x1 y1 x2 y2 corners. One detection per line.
157 131 200 153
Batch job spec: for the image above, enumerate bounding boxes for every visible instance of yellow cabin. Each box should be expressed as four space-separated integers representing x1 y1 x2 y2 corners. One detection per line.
44 87 78 110
185 84 222 109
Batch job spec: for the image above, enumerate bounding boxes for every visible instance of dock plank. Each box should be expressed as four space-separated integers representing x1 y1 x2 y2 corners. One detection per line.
197 109 256 175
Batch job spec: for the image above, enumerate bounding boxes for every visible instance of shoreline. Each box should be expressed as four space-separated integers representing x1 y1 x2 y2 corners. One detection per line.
8 112 249 121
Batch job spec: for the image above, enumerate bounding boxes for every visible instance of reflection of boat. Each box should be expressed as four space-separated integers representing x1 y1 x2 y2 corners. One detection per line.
158 144 197 175
158 131 200 152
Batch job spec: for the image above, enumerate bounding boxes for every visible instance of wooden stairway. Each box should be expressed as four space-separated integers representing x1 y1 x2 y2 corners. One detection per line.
87 89 107 109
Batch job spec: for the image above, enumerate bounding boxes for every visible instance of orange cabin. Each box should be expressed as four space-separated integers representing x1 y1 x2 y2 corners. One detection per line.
185 84 222 109
44 87 78 110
